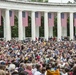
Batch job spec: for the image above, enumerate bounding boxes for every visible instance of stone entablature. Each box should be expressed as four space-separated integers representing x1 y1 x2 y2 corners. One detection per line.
0 0 76 12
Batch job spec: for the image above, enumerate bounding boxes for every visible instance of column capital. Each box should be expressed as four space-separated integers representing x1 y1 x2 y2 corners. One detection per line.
44 11 48 13
36 11 41 13
59 12 68 14
31 11 36 13
70 12 74 14
5 9 10 10
48 11 55 13
18 10 23 12
57 12 62 14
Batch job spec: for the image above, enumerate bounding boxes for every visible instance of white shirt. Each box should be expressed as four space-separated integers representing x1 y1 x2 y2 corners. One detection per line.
34 71 41 75
61 72 68 75
32 68 37 75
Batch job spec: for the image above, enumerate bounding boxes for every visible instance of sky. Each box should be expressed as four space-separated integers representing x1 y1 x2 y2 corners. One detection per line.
48 0 74 3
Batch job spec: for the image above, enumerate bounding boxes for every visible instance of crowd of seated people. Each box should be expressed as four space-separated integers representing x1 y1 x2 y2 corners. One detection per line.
0 38 76 75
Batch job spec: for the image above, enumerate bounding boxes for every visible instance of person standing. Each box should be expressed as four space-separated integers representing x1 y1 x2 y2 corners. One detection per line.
34 64 42 75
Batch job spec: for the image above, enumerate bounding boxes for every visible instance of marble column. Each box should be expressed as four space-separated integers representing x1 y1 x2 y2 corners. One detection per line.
57 12 62 41
18 10 24 40
44 12 49 41
31 11 36 41
70 12 74 40
5 9 11 41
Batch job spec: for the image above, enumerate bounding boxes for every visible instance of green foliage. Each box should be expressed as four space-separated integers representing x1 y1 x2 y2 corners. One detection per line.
39 16 44 37
67 17 70 36
0 26 3 38
11 16 18 37
0 16 3 38
26 16 31 37
67 1 72 3
53 17 57 37
37 0 43 2
44 0 48 2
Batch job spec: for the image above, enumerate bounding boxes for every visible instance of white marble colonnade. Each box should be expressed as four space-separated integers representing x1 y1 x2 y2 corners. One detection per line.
0 1 76 41
3 10 74 41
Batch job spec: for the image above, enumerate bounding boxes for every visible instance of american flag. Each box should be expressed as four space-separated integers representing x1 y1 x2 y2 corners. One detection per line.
10 10 14 26
61 13 67 27
35 12 41 26
22 11 28 27
74 13 76 27
48 13 54 27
